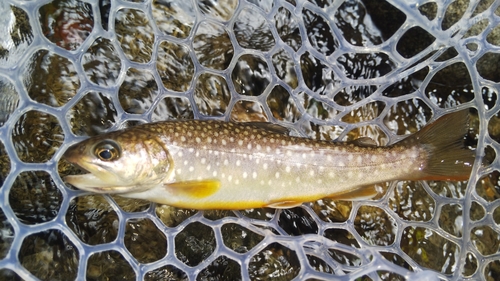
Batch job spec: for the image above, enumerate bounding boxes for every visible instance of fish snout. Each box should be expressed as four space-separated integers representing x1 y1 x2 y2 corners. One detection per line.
63 143 87 164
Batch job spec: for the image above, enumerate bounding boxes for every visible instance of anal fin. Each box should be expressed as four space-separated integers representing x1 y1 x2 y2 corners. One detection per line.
265 200 303 209
327 185 378 201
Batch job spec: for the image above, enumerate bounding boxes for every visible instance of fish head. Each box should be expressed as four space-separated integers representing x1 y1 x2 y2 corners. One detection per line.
63 129 173 194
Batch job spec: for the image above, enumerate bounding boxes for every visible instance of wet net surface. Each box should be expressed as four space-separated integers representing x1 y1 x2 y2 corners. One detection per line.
1 0 500 280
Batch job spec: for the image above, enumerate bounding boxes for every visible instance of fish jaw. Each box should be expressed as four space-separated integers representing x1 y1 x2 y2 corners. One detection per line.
64 173 132 193
63 144 139 193
63 158 139 193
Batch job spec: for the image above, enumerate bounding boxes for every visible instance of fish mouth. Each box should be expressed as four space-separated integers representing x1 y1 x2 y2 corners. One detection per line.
63 147 134 194
64 173 131 194
63 161 131 194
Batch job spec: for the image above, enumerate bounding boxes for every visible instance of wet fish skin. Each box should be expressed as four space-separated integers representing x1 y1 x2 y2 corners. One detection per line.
63 110 474 210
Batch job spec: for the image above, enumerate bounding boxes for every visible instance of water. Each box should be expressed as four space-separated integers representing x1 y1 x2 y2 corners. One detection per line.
1 0 499 280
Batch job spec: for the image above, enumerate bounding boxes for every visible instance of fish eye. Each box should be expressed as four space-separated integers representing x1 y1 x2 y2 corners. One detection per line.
94 140 121 161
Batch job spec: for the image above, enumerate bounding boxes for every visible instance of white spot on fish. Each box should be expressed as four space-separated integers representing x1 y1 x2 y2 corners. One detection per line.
228 175 232 182
275 172 280 179
176 169 182 174
181 136 186 142
206 165 211 171
213 171 217 177
285 166 291 173
189 166 194 172
201 158 206 164
183 160 188 166
338 162 345 167
178 151 183 157
357 156 363 164
243 172 248 178
348 154 354 161
235 179 240 185
252 171 257 179
309 170 315 176
410 149 418 158
247 143 252 149
236 160 241 166
224 159 229 165
371 155 377 162
207 137 212 143
263 163 268 170
222 139 227 145
238 140 243 146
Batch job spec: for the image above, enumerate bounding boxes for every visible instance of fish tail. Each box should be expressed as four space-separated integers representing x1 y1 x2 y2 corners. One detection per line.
401 109 475 181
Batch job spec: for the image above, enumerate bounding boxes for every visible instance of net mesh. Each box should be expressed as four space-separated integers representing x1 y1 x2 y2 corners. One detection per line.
1 0 499 280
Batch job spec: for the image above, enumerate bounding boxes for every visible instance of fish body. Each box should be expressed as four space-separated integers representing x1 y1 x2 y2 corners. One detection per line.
63 110 474 210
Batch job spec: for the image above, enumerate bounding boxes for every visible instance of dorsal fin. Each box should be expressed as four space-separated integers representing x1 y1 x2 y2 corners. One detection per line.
350 137 377 147
244 122 290 135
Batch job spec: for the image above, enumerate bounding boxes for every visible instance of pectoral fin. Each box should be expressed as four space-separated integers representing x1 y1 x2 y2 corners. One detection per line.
327 185 378 201
166 180 220 198
265 200 303 209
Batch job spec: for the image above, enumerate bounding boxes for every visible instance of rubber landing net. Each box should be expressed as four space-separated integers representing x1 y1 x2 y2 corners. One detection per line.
0 0 499 280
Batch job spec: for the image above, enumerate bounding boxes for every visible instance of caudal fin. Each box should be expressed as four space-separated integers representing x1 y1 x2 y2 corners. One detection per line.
400 109 475 181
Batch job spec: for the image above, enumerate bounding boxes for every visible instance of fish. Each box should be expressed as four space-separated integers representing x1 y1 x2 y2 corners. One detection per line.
63 110 475 210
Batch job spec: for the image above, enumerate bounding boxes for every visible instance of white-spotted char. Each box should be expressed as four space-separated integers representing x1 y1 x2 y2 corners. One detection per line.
63 110 474 209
